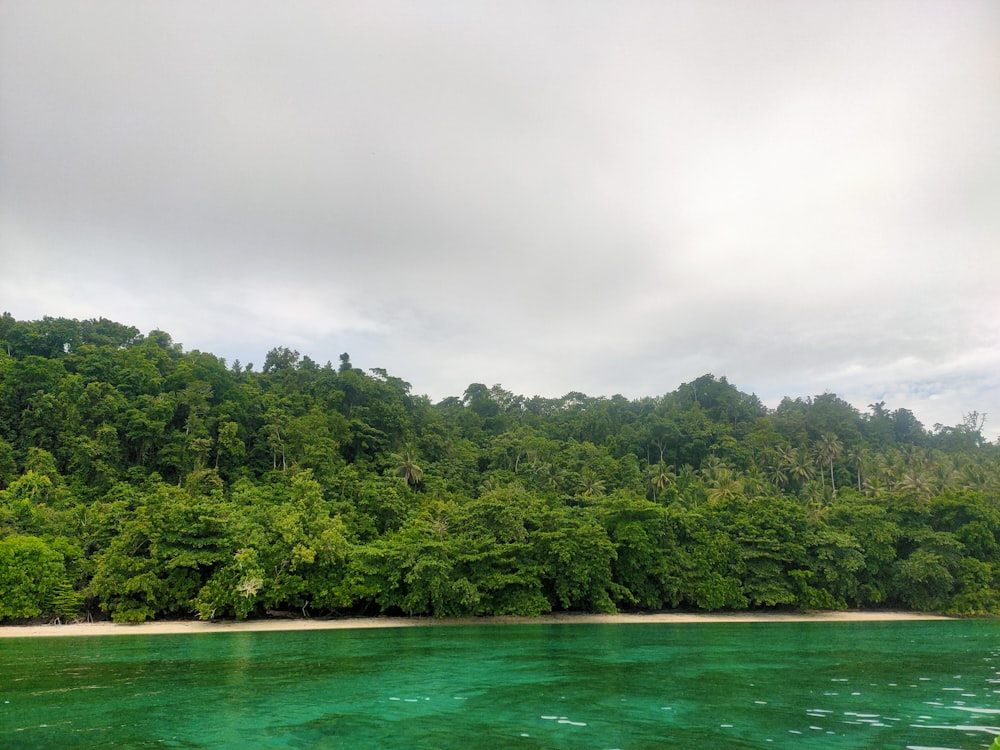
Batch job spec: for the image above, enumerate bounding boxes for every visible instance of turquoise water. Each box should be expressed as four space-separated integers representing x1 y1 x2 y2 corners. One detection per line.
2 620 999 749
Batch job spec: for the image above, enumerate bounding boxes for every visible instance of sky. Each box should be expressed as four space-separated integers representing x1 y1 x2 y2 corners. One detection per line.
2 1 999 439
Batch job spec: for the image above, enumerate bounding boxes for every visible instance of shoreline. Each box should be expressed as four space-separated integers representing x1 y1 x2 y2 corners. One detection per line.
0 610 956 638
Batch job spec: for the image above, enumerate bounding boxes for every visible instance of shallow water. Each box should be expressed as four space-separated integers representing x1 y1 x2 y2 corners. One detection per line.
2 620 998 749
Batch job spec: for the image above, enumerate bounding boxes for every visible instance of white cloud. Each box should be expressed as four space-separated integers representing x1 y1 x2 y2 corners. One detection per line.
2 0 999 439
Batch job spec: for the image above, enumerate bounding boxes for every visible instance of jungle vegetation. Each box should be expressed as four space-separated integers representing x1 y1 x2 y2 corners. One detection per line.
1 313 998 623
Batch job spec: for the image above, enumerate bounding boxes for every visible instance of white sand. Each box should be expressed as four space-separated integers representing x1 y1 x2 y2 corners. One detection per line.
0 610 953 638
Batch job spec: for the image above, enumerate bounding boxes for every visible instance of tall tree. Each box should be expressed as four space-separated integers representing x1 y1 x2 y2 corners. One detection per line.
816 433 843 495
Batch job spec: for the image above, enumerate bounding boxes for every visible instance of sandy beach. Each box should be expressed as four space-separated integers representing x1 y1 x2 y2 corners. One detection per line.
0 610 954 638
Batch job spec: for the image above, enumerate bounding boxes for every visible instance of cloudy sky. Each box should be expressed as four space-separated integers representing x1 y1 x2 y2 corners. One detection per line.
2 1 999 438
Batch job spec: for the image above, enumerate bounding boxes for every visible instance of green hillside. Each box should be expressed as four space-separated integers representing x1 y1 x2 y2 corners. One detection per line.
1 314 998 623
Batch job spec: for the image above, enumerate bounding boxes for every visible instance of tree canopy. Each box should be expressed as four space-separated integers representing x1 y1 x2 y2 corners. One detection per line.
1 314 998 623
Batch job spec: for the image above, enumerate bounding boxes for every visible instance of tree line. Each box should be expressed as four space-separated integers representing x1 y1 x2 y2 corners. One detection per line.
1 313 998 623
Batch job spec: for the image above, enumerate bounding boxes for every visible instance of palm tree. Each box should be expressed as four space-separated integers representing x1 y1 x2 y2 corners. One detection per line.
663 463 701 506
742 464 769 497
787 447 815 486
870 450 893 490
863 474 888 500
929 455 958 494
700 455 728 482
959 461 988 491
393 448 423 487
766 446 793 489
705 467 743 504
846 447 868 493
899 444 922 468
767 461 789 490
898 465 931 500
646 461 675 500
815 433 843 495
578 472 606 498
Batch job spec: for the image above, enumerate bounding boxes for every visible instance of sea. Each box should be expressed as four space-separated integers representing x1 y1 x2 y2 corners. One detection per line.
2 619 998 749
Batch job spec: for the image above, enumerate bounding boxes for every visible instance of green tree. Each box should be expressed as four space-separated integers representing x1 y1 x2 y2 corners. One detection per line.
645 460 676 501
0 535 72 621
536 504 617 612
815 432 843 496
90 483 232 622
392 448 424 487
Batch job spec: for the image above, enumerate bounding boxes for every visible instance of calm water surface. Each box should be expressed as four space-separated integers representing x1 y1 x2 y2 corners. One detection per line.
2 620 999 749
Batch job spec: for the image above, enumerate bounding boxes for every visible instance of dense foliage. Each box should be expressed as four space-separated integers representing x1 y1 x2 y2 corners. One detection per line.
1 314 998 623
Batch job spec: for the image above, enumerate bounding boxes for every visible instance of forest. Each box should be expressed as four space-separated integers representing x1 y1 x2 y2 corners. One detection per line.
1 314 998 623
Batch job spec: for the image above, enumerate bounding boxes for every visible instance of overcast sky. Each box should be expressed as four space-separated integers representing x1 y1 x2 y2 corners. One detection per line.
2 1 999 438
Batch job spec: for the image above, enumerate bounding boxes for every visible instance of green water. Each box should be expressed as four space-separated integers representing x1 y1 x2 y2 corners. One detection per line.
2 620 998 749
